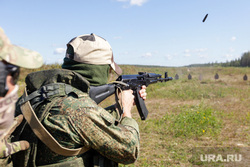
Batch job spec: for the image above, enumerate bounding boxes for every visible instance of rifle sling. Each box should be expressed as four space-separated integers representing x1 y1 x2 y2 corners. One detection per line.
20 88 90 156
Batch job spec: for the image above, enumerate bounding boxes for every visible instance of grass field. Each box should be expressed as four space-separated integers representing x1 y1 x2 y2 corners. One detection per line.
18 65 249 166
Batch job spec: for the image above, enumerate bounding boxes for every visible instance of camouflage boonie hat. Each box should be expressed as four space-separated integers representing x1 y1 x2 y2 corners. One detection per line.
0 27 43 69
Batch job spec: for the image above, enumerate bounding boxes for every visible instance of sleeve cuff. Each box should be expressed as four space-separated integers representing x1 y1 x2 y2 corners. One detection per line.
120 117 139 133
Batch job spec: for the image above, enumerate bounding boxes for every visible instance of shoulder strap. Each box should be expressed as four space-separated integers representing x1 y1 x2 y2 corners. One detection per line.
20 88 90 156
19 83 73 110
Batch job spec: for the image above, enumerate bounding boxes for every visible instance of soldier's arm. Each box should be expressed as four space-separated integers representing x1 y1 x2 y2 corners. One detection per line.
0 115 29 158
62 87 146 164
66 93 139 164
76 106 139 164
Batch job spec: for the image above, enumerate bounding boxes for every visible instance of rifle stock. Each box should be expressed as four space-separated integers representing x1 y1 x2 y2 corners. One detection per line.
89 84 116 104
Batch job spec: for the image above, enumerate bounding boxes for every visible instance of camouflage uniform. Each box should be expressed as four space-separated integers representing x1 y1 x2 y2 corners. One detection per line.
13 69 139 166
12 33 140 166
0 26 43 166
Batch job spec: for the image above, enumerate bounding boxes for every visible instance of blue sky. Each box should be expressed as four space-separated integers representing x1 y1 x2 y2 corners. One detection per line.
2 0 250 67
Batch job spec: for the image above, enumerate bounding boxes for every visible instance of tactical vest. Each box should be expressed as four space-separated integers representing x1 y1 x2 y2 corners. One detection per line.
11 69 117 167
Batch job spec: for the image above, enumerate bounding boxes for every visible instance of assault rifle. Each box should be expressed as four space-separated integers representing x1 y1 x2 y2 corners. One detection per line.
89 72 173 120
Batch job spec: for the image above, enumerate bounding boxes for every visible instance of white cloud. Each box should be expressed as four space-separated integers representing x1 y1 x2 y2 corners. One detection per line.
231 36 236 41
183 48 208 57
165 54 173 60
130 0 148 6
54 48 66 55
116 0 148 6
142 52 152 57
195 48 207 52
184 49 191 57
223 54 234 61
198 54 208 58
224 54 233 58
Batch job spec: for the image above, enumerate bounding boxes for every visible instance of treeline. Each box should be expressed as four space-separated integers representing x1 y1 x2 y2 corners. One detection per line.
188 51 250 67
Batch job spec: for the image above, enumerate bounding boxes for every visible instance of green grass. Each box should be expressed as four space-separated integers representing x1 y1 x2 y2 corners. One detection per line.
136 102 222 138
168 103 222 138
147 78 249 101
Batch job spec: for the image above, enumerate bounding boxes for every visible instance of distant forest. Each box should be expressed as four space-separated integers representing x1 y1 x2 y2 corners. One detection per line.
188 51 250 67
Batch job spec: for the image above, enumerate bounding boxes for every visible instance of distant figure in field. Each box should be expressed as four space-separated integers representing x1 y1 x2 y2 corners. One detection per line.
214 73 219 80
243 74 248 81
199 74 203 81
188 74 192 80
175 74 179 80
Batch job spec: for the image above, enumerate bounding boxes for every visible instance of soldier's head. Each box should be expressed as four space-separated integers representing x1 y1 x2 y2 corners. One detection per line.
0 27 43 97
0 27 43 138
62 33 122 86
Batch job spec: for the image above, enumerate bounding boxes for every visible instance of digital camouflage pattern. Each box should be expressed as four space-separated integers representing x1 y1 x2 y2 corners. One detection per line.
34 93 139 166
0 85 19 138
0 27 43 69
14 69 139 166
0 115 29 167
0 26 43 166
0 138 28 158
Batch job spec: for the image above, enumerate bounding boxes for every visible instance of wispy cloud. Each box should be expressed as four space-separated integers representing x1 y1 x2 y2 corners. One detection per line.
184 49 191 57
221 47 238 61
116 0 148 6
223 54 234 61
142 52 152 57
195 48 207 52
130 0 148 6
165 54 173 60
183 48 207 57
54 48 66 55
197 54 208 58
231 36 236 41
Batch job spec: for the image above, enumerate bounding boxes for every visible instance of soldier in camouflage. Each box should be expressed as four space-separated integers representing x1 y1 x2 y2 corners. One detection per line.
13 33 146 166
0 26 43 166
